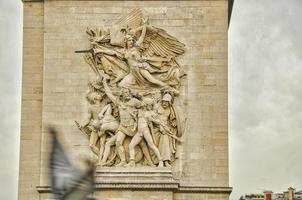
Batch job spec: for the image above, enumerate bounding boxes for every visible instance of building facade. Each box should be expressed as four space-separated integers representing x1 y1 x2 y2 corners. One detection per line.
18 1 231 199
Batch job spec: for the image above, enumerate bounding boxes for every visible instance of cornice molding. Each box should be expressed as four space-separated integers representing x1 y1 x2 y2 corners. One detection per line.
22 0 44 2
22 0 229 2
36 185 232 194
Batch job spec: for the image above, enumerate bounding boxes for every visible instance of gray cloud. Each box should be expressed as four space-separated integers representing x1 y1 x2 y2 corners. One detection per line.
0 0 22 199
229 0 302 199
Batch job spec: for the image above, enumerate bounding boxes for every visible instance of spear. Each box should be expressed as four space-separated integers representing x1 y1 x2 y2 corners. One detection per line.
74 49 93 54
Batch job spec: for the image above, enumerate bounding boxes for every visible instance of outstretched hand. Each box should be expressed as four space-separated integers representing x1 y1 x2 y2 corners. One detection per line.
99 70 110 81
142 17 149 25
74 120 83 130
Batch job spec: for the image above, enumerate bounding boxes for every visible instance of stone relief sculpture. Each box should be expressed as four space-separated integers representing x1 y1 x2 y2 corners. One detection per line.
75 9 185 168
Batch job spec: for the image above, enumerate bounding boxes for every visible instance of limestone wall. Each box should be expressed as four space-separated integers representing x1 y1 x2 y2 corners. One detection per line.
18 2 44 200
19 1 230 200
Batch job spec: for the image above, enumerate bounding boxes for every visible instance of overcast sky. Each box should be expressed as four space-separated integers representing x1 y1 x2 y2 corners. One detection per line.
229 0 302 199
0 0 22 200
0 1 301 200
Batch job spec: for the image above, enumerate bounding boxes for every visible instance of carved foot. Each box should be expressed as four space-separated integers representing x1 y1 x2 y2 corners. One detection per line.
158 160 164 167
147 162 156 167
116 160 127 167
164 161 171 167
125 160 136 167
96 161 106 167
90 146 100 156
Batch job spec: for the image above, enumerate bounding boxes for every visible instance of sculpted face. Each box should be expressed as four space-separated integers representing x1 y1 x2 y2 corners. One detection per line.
126 37 135 48
162 101 169 108
143 98 154 110
124 91 131 101
120 89 131 101
151 90 161 102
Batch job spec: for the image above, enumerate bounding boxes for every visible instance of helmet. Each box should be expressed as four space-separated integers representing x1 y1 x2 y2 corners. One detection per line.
162 93 172 103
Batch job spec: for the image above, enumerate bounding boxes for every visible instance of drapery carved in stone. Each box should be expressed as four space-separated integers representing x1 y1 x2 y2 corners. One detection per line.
75 9 186 168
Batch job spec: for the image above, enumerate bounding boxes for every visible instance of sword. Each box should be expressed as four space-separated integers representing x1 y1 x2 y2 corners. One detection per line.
160 126 183 143
155 120 183 143
74 49 93 54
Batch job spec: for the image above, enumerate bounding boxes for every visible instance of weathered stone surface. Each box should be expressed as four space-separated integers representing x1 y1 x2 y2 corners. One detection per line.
19 1 230 200
18 2 44 200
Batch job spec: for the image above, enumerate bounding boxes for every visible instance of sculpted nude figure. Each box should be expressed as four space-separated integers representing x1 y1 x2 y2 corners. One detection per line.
97 102 119 160
80 92 104 156
126 98 164 167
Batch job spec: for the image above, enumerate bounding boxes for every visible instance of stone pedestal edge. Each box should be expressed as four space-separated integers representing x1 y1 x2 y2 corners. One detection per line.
22 0 228 2
36 185 232 194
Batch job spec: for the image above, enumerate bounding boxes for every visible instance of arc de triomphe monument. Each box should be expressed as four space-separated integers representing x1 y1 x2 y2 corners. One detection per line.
18 1 232 199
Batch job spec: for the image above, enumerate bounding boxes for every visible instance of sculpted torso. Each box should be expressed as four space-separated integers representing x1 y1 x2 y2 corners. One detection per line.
90 104 103 120
118 98 140 128
124 48 142 67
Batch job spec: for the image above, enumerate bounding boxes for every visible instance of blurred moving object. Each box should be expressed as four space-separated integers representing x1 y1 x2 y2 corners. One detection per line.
48 127 96 200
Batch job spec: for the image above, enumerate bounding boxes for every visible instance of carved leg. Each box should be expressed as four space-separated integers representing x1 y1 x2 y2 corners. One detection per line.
98 134 106 161
143 130 163 167
100 121 119 134
98 135 116 166
89 131 99 156
118 73 135 88
139 140 155 167
140 69 167 87
111 72 125 85
126 134 143 167
115 131 127 166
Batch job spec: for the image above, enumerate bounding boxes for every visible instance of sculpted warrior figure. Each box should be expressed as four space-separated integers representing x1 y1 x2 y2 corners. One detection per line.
127 98 163 167
78 91 104 156
97 102 119 160
99 75 154 167
76 8 186 168
154 93 182 167
76 80 119 160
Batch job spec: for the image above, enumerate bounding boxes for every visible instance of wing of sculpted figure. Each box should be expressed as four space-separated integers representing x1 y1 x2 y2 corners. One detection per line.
110 8 144 47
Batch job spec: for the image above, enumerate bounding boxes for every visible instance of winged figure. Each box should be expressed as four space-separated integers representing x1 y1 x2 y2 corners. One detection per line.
84 8 185 95
49 127 96 200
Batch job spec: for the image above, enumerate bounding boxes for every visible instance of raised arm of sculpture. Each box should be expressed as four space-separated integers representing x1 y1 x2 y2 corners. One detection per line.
82 109 92 127
98 104 112 120
93 48 117 56
136 19 148 47
102 78 118 105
